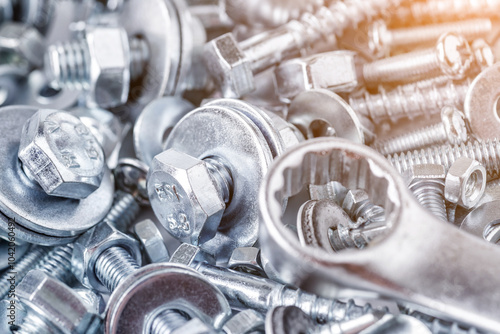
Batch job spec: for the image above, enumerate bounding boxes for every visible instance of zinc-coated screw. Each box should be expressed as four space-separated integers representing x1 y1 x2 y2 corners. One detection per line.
405 310 479 334
349 79 469 124
372 106 468 155
35 243 74 284
105 190 141 232
94 246 140 292
388 140 500 179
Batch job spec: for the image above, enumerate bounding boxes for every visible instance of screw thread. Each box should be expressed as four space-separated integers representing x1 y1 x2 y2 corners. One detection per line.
36 244 74 284
95 246 139 292
104 191 140 232
204 157 234 204
312 311 384 334
15 311 53 334
405 310 479 334
409 180 448 221
373 123 448 155
150 309 190 334
0 246 50 299
350 80 469 124
388 140 500 178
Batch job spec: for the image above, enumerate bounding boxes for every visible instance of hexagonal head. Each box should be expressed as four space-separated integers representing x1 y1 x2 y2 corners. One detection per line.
18 109 105 199
147 149 226 245
403 164 446 190
441 106 467 145
169 243 215 267
133 219 170 263
445 157 486 209
203 33 254 98
17 270 101 334
274 51 360 102
227 247 266 277
72 221 141 292
0 22 44 68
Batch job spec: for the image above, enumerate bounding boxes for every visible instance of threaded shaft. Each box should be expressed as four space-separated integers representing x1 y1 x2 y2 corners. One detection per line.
388 140 500 178
149 309 190 334
95 246 139 292
409 180 448 221
36 244 74 284
15 311 53 334
349 80 469 124
405 310 479 334
204 157 234 204
0 246 50 299
312 311 384 334
104 191 140 232
373 123 448 155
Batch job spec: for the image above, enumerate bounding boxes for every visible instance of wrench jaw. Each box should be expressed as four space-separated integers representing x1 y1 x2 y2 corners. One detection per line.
259 137 500 333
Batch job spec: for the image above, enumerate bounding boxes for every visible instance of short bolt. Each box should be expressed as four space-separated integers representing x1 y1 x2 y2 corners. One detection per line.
362 33 473 87
372 106 468 155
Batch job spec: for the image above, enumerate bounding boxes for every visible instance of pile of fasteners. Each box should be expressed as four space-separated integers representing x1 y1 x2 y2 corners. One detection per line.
0 0 499 333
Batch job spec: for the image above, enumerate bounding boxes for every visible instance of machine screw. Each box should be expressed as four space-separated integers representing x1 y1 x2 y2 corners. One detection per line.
372 106 468 155
362 33 473 87
94 245 140 292
204 0 401 97
388 140 500 179
349 79 469 124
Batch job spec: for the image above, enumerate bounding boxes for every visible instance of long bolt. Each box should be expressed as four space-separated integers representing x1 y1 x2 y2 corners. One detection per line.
372 106 468 155
362 33 473 87
349 79 469 124
388 140 500 179
369 18 491 57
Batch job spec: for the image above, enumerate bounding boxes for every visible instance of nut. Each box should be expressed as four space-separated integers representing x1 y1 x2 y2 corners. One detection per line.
73 288 106 315
274 51 359 102
169 243 215 266
0 22 44 68
227 247 266 277
403 164 446 189
72 221 141 292
133 219 170 263
148 149 226 245
445 157 486 209
17 270 101 334
18 109 105 199
440 106 467 145
203 33 254 98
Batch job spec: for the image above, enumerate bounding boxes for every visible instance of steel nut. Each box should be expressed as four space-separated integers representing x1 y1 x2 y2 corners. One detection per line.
274 51 359 102
133 219 170 263
203 33 254 98
445 157 486 209
227 247 265 276
72 221 141 292
148 149 226 245
86 26 130 108
0 22 44 68
18 109 105 199
17 270 101 334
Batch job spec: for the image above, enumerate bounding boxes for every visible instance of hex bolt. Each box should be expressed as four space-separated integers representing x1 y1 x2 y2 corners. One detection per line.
368 18 492 57
349 79 470 124
388 139 500 179
362 33 473 87
372 106 468 155
403 164 448 222
203 0 401 97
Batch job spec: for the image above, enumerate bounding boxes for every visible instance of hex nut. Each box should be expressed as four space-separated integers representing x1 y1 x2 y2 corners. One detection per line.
17 270 101 334
133 219 170 263
445 157 486 209
148 149 226 245
203 33 254 98
403 164 447 189
274 51 359 102
169 243 215 267
18 109 105 199
227 247 266 277
0 22 44 68
72 221 142 292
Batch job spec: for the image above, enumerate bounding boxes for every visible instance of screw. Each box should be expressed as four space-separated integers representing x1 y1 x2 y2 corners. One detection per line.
388 140 500 179
148 309 191 334
362 33 473 87
104 190 141 232
372 106 468 155
204 0 401 97
94 245 140 292
368 18 492 57
404 309 479 334
349 79 469 124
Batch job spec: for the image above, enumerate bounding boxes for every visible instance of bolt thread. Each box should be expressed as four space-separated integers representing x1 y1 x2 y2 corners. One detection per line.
405 311 479 334
372 123 448 155
36 243 74 284
104 191 140 232
410 180 448 221
312 311 383 334
0 246 50 299
204 157 234 204
150 309 190 334
343 191 386 227
15 311 53 334
350 80 469 123
95 246 139 292
388 140 500 178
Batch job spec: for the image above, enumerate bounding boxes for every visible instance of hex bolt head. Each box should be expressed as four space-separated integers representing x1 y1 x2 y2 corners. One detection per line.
147 149 226 246
445 157 486 209
133 219 170 263
18 109 105 199
435 33 473 80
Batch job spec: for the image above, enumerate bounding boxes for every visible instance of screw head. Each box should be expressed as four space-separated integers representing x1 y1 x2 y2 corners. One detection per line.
440 106 468 145
436 33 473 80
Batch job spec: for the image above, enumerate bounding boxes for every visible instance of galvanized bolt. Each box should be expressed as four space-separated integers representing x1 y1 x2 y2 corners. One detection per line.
372 106 468 155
